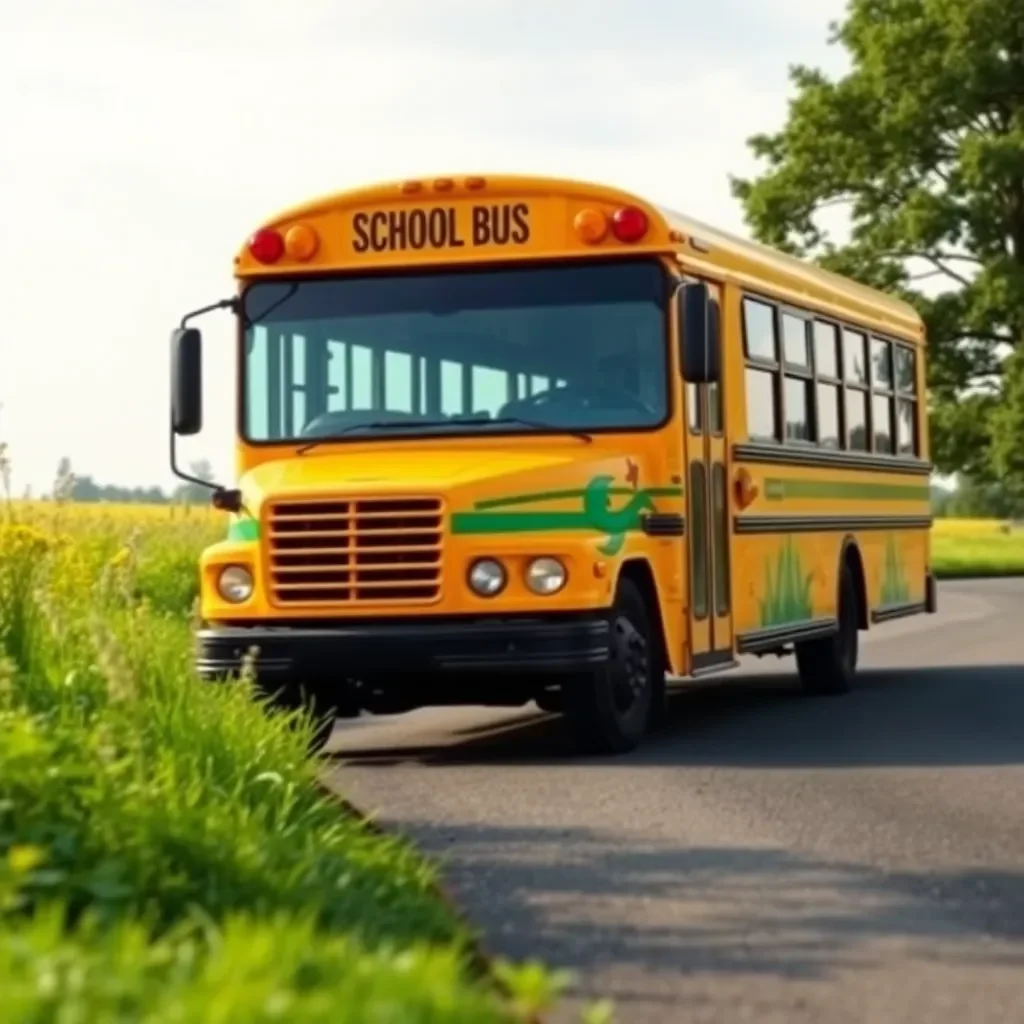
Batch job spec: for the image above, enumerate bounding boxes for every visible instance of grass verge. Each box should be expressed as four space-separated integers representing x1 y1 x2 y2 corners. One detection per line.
0 502 565 1022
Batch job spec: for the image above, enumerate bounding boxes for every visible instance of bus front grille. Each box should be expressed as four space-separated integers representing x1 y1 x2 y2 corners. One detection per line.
266 496 444 606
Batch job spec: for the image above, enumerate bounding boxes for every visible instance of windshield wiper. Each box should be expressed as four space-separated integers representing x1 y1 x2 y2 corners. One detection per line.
296 419 453 453
484 417 592 443
295 416 591 454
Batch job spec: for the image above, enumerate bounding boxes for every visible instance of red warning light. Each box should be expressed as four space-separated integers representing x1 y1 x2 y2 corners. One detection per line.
248 228 285 264
610 206 648 243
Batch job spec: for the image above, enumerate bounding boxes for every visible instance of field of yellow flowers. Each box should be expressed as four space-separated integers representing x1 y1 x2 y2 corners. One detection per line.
0 500 558 1022
931 517 1024 577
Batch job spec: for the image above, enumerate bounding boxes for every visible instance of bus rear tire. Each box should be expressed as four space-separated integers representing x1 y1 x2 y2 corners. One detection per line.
562 578 658 755
795 564 858 695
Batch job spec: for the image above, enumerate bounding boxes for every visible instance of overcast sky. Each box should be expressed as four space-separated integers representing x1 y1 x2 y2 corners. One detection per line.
1 0 849 495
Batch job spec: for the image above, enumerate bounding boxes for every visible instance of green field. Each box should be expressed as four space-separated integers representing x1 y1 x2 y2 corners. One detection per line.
0 503 563 1022
931 518 1024 579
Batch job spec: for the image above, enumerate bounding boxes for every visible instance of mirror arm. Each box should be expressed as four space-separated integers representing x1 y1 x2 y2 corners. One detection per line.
181 297 238 329
169 424 217 492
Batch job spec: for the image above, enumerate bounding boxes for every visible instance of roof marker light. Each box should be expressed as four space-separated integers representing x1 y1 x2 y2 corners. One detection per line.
465 176 487 190
401 180 423 194
610 206 649 243
248 228 284 264
433 178 455 191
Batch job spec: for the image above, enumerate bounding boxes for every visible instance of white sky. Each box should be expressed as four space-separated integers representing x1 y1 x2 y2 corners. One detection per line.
1 0 849 495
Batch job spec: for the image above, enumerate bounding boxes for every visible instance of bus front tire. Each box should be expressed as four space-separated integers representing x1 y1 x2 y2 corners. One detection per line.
562 578 658 755
795 565 859 695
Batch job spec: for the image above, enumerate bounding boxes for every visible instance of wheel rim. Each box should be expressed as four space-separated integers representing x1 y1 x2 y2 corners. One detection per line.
610 614 650 714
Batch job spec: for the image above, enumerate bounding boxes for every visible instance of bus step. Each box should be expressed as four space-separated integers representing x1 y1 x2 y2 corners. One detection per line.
689 659 741 679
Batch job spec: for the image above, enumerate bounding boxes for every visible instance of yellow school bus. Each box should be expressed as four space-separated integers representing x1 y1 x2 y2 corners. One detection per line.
169 173 935 755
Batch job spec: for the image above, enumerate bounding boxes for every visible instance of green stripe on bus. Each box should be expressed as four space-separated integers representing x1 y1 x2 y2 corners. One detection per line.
764 478 930 501
475 485 681 511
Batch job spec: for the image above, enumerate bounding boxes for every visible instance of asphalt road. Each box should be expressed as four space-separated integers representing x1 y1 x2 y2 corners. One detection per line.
324 579 1024 1024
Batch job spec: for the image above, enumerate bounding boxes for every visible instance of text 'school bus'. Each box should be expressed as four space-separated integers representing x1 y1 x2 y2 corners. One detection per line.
169 174 935 755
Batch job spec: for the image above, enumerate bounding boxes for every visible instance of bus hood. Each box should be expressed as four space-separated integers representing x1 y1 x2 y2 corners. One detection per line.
232 446 681 552
240 447 582 501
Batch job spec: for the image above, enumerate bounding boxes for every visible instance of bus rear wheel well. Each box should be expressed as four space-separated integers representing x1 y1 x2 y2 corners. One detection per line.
841 539 868 630
617 559 670 673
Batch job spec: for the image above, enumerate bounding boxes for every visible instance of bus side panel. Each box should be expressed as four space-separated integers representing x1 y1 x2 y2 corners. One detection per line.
733 531 845 637
859 526 930 616
733 526 931 641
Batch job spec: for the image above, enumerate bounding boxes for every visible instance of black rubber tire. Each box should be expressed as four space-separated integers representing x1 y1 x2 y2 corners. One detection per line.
534 689 562 713
562 578 659 755
795 562 859 695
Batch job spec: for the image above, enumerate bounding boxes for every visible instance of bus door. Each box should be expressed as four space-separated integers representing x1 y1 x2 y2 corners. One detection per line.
684 280 735 674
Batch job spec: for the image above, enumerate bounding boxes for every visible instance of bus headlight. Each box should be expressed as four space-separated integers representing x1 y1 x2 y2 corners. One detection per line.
525 557 567 595
468 558 506 597
217 565 254 603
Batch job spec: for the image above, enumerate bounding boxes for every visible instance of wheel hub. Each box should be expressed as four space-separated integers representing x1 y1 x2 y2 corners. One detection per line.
611 616 649 712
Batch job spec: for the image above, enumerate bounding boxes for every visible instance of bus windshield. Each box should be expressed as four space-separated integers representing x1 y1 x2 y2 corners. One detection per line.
241 259 670 444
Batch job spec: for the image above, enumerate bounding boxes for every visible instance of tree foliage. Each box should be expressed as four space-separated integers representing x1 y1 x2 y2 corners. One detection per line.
732 0 1024 480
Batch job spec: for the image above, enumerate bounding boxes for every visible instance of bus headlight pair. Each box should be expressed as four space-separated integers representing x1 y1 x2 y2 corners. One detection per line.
468 557 566 598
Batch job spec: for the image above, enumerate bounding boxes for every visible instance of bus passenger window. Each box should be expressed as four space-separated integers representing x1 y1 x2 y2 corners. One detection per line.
843 329 868 385
845 390 869 451
873 394 894 454
896 399 916 455
745 368 778 441
784 377 812 442
782 313 810 368
816 384 840 448
743 299 776 361
814 321 839 377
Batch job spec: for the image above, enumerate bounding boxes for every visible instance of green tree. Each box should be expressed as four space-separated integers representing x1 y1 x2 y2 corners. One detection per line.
731 0 1024 482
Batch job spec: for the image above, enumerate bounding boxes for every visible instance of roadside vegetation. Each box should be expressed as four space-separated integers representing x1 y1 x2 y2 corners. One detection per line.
0 489 1015 1019
931 517 1024 579
0 499 565 1022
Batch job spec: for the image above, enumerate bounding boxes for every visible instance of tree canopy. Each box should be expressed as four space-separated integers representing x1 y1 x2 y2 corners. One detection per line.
732 0 1024 487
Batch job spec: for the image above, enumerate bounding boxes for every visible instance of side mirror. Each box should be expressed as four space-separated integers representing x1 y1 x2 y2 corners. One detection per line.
171 327 203 435
679 281 721 384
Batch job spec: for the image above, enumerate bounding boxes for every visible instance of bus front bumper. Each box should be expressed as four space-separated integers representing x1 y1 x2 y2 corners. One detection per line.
195 615 612 684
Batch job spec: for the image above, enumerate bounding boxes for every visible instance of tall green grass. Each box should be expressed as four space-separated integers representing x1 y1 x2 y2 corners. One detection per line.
0 506 561 1021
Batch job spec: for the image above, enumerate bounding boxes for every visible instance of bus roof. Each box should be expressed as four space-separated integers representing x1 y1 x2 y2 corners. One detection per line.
656 204 924 338
237 173 923 340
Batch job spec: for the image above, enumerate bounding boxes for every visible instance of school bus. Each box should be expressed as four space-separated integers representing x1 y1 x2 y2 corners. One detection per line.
169 173 935 755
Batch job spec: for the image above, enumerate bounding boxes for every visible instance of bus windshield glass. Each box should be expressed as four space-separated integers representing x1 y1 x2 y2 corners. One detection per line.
241 259 670 444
